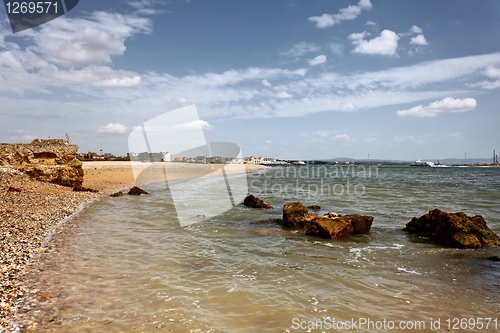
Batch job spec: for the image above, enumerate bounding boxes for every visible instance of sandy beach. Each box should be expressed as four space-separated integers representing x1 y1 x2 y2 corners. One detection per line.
82 161 268 194
0 161 267 331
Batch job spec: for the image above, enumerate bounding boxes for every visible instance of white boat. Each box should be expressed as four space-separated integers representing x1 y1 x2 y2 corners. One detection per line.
410 159 434 167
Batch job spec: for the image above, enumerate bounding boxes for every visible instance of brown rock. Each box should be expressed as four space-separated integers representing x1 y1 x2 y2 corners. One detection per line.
323 212 340 219
307 205 321 210
306 217 354 239
128 186 149 195
8 186 21 193
306 214 373 239
344 214 374 234
243 195 272 208
0 139 84 187
282 202 318 230
403 208 500 248
110 191 123 197
73 185 99 193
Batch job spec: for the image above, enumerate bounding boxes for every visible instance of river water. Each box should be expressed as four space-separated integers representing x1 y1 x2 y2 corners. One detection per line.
19 166 500 332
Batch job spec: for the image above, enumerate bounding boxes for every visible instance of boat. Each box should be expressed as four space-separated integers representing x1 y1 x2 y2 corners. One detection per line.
431 160 450 168
262 160 289 166
410 159 434 167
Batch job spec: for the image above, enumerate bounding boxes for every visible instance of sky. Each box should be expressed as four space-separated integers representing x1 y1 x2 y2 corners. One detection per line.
1 0 500 160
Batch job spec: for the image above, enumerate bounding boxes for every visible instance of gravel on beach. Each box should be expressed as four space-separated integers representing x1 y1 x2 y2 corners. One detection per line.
0 168 98 331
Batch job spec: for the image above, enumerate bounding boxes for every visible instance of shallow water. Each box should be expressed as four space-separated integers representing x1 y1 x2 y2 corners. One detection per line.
19 166 500 332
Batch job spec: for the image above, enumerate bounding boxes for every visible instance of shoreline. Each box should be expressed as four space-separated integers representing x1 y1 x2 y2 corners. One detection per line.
1 161 267 331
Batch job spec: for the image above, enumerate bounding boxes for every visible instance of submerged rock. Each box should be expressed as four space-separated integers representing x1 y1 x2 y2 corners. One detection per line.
110 191 123 197
282 202 318 230
307 205 321 210
243 195 272 209
128 186 149 195
306 214 373 239
403 209 500 248
250 218 284 225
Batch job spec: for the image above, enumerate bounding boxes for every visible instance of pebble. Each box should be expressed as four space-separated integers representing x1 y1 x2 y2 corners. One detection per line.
0 168 98 331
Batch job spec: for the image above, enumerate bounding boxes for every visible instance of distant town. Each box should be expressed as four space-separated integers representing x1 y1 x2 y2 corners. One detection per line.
77 150 500 167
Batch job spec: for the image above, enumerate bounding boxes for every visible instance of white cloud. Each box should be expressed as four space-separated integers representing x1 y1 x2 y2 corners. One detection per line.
99 123 129 134
94 76 142 87
308 0 372 28
53 66 140 85
173 120 214 130
410 25 423 34
349 30 399 56
470 80 500 89
308 55 327 66
262 79 272 87
485 65 500 78
366 21 377 26
396 97 477 117
19 12 152 68
392 135 422 143
334 134 351 140
328 43 344 55
276 91 293 98
340 102 357 112
316 130 331 137
468 66 500 89
280 42 321 58
410 34 428 45
49 26 126 67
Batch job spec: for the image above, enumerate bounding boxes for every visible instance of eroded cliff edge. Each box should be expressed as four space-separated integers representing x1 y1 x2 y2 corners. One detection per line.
0 139 83 187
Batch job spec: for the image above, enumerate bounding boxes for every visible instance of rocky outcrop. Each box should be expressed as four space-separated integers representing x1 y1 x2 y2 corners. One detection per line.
243 195 273 209
282 202 318 230
403 209 500 248
0 139 83 187
128 186 148 195
305 214 373 239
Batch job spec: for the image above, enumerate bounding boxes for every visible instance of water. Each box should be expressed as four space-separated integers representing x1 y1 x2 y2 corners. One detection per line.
20 166 500 332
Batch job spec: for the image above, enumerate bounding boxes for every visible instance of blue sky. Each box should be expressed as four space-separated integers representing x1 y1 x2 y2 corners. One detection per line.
1 0 500 160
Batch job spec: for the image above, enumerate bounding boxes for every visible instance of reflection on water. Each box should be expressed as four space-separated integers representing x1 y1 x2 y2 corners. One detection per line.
18 166 500 332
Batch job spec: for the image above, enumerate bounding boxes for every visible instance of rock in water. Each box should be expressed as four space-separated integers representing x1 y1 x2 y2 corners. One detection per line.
128 186 149 195
282 202 318 230
306 217 354 239
305 214 373 239
110 191 123 197
403 209 500 248
243 195 272 208
307 205 321 210
345 214 374 234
